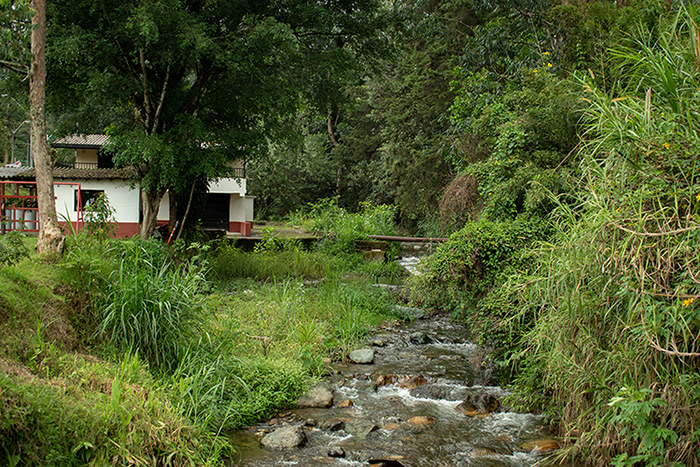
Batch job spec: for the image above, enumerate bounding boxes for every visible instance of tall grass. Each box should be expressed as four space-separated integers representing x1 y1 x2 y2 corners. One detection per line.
0 350 232 466
99 254 206 371
506 7 700 465
290 198 398 255
209 245 329 284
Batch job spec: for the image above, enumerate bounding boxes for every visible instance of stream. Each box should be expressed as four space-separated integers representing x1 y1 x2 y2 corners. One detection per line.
231 256 565 467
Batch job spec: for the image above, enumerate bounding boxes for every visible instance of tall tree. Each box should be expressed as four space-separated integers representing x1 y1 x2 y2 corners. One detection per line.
31 0 63 252
48 0 386 238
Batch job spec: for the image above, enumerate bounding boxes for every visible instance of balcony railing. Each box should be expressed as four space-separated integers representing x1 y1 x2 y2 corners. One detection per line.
54 161 98 169
75 162 99 169
230 167 245 178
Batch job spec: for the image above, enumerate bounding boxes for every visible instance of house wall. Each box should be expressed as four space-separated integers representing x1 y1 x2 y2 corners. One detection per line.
158 191 170 223
209 177 246 195
229 194 253 236
54 179 140 237
75 148 99 165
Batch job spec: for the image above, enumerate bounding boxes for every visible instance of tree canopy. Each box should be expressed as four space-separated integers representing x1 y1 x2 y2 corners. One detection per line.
48 0 388 237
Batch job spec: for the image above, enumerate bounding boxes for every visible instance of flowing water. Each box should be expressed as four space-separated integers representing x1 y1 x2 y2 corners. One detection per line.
232 257 564 467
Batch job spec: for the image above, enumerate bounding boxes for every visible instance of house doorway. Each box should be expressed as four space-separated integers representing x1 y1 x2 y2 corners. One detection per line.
201 193 229 230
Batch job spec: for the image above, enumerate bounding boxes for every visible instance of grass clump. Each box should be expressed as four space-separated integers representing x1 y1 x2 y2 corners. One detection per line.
170 349 307 431
99 244 206 371
289 197 398 255
0 353 230 467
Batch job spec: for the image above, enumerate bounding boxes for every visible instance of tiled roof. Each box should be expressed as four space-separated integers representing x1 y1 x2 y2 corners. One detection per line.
53 167 134 180
51 134 110 149
0 167 134 181
0 167 34 179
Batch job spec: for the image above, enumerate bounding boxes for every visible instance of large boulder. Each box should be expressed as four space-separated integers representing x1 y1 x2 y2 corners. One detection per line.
296 382 333 408
349 348 375 364
260 425 307 450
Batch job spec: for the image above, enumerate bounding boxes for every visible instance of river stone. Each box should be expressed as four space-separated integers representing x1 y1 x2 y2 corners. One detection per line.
407 416 436 425
328 446 345 458
372 373 396 387
260 425 307 450
351 422 380 440
349 348 375 364
522 439 560 452
336 399 353 408
469 448 498 458
296 382 333 408
410 332 430 344
367 458 406 467
371 339 386 347
321 418 345 431
456 393 500 417
398 374 427 390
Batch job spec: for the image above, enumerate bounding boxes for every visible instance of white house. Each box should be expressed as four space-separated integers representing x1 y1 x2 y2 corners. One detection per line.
0 134 254 237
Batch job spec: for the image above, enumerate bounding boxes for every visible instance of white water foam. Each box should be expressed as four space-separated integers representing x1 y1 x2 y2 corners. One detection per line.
397 256 423 275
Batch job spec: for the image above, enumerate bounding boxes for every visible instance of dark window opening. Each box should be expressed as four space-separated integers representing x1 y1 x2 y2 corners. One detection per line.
75 189 104 211
98 152 114 169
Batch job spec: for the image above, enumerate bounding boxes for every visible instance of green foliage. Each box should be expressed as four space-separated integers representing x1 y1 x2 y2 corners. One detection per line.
296 197 397 255
0 230 29 267
450 69 580 223
249 137 336 220
170 349 307 431
81 192 117 243
98 242 206 371
0 0 32 73
551 0 666 77
253 226 298 253
609 387 679 467
406 217 549 345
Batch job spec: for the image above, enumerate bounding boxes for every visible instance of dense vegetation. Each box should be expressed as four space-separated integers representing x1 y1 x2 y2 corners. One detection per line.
0 202 404 466
2 0 699 465
403 4 700 466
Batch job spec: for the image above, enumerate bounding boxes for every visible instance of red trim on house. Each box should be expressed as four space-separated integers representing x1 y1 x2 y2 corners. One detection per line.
58 221 139 238
229 221 253 237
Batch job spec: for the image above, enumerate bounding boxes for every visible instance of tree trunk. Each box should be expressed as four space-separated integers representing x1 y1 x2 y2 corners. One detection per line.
4 100 9 165
168 188 177 233
175 180 196 243
327 102 342 197
31 0 64 254
139 187 166 239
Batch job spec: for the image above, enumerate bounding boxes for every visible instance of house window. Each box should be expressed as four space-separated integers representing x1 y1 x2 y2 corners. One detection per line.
74 189 104 211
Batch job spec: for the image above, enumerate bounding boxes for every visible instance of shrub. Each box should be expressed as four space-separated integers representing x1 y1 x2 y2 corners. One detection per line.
0 230 30 267
294 197 398 255
406 217 549 331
